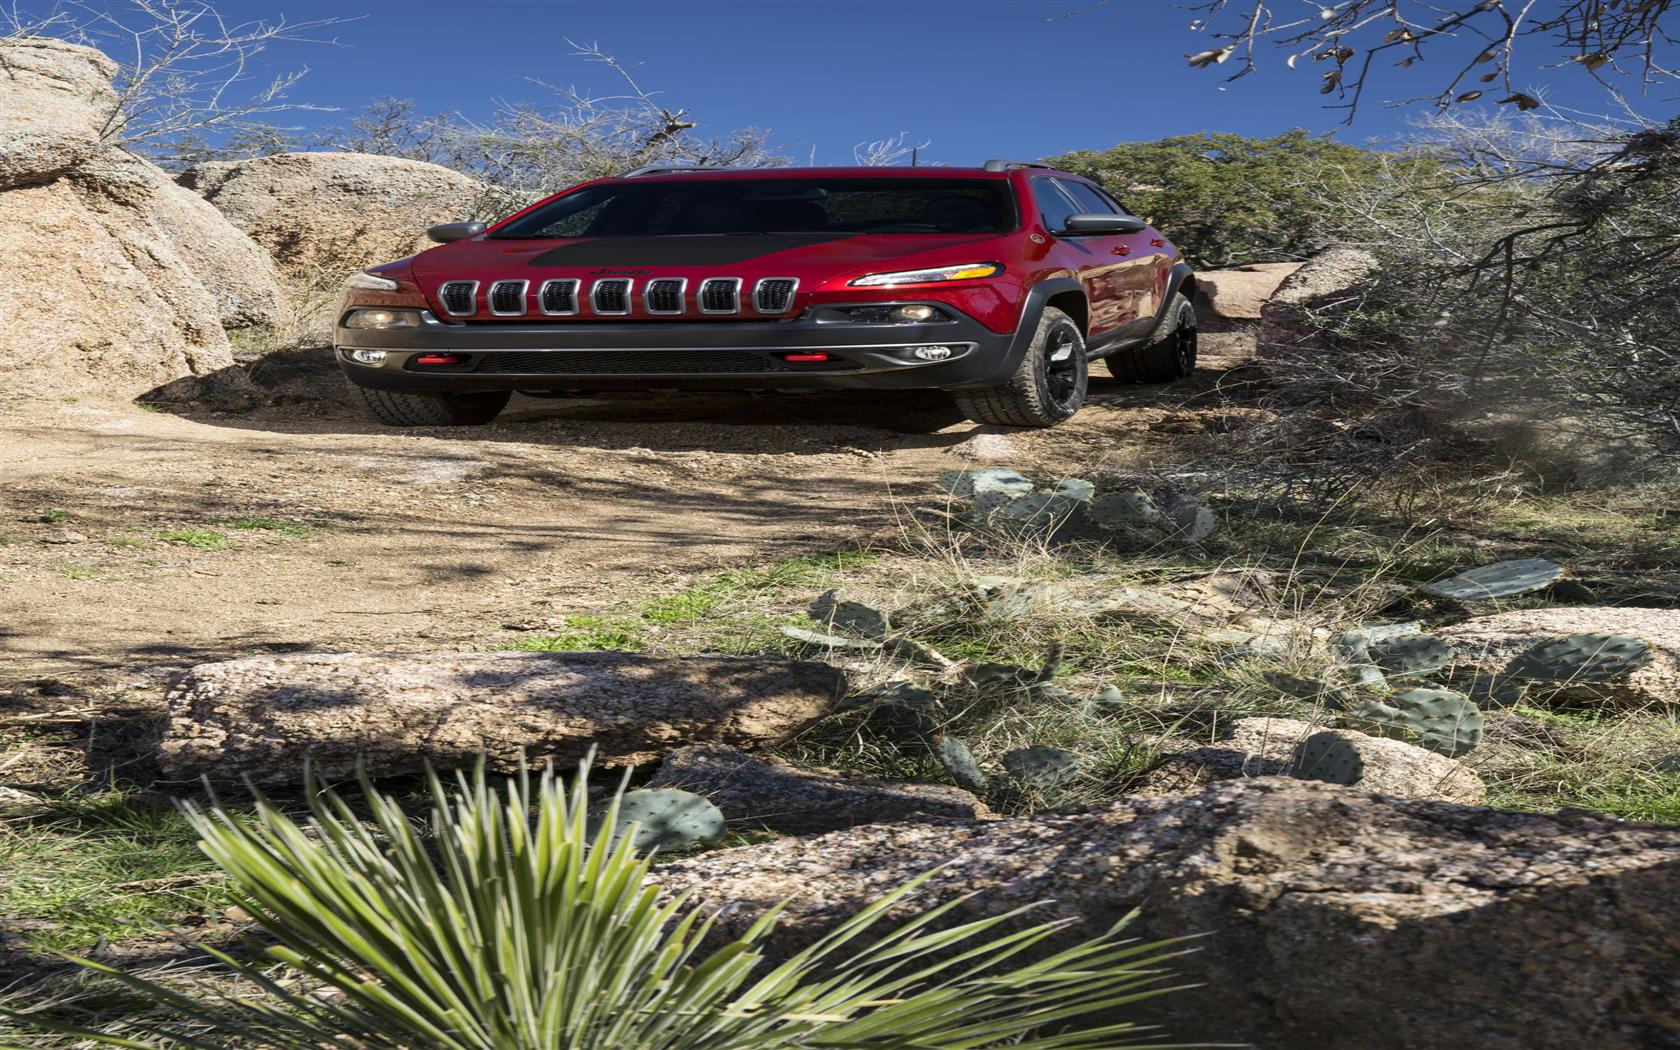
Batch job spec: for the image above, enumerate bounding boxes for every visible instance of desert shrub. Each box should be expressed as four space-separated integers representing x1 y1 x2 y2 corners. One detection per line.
9 760 1189 1049
1262 114 1680 474
1047 130 1382 266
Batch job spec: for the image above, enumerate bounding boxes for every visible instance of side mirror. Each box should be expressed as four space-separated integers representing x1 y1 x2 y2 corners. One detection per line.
426 221 487 244
1061 213 1149 236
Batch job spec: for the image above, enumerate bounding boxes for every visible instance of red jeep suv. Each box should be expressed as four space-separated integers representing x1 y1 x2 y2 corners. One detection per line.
335 160 1197 429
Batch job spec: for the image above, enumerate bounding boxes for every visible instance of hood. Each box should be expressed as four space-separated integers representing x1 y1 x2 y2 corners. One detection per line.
409 231 1009 319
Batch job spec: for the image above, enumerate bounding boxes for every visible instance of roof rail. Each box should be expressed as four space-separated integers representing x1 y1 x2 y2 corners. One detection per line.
620 162 736 178
981 159 1056 173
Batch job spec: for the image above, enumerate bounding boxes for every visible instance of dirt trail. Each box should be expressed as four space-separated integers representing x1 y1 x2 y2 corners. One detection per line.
0 330 1251 682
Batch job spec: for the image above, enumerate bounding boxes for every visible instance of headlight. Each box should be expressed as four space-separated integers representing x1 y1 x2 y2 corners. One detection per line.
343 308 421 330
344 271 401 292
850 262 1002 287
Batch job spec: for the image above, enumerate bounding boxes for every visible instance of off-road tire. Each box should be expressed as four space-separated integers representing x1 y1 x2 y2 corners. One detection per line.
1104 292 1197 384
355 386 511 427
952 306 1087 428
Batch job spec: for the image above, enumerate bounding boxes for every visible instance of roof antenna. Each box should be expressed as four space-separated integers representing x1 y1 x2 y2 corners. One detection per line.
911 146 918 167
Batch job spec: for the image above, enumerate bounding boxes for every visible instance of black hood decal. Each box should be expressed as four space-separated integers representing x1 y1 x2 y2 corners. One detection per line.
524 233 855 268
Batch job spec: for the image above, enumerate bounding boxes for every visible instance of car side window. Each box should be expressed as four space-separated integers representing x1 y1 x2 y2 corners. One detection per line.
1055 179 1119 216
1030 177 1080 233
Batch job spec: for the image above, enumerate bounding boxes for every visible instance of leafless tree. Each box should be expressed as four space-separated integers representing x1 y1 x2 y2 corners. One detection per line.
1 0 343 146
853 131 932 166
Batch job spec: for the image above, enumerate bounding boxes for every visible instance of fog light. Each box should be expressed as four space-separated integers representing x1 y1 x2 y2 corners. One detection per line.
344 308 421 330
892 304 939 323
911 344 954 361
349 349 387 365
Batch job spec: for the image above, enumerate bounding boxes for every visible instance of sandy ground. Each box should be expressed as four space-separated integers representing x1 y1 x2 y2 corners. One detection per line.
0 328 1252 683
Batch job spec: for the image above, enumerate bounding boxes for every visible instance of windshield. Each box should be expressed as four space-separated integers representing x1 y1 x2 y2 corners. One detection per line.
491 177 1018 238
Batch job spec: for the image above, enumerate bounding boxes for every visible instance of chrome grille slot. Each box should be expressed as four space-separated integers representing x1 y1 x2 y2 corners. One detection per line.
753 278 798 315
591 278 632 316
438 281 478 317
487 279 529 316
539 279 579 316
643 278 687 315
698 277 742 314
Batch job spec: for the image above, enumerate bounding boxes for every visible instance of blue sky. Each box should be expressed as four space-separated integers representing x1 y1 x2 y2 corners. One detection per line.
64 0 1680 161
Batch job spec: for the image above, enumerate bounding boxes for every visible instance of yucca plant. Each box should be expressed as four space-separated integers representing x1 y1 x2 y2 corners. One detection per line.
9 758 1196 1049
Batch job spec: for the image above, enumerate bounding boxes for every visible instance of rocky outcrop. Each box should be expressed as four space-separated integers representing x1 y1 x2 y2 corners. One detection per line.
0 39 285 396
655 779 1680 1050
159 651 844 784
0 38 118 189
648 744 993 834
1255 246 1379 361
1196 261 1302 320
179 151 493 275
1135 716 1485 803
1440 606 1680 708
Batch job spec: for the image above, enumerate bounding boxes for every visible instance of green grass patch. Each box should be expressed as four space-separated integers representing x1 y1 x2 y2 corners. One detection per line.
0 790 234 953
505 615 647 652
157 528 232 551
55 561 99 581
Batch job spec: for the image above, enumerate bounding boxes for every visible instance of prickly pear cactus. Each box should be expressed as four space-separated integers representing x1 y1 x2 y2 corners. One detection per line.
590 788 725 852
1089 684 1126 706
998 491 1086 529
1353 687 1485 757
1420 559 1563 601
933 735 987 791
1171 503 1218 542
937 468 1034 499
1262 672 1355 709
1465 673 1528 709
1001 746 1079 790
1086 490 1167 530
808 589 891 639
1286 731 1365 786
1504 632 1654 684
1367 634 1454 678
864 693 941 745
1049 478 1096 501
963 662 1039 691
780 626 884 650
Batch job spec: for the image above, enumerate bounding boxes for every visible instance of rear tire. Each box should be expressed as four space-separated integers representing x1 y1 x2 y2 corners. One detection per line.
952 306 1087 428
355 385 511 427
1103 292 1197 384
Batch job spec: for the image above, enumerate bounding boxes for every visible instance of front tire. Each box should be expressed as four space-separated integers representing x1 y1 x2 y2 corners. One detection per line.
1104 292 1197 384
952 306 1088 428
354 385 511 427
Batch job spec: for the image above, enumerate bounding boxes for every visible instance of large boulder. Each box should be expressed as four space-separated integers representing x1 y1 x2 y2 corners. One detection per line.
0 155 243 396
1255 246 1379 361
648 744 994 834
655 779 1680 1050
1196 261 1303 320
1439 606 1680 708
179 151 492 276
159 651 844 784
0 38 118 189
1135 716 1485 804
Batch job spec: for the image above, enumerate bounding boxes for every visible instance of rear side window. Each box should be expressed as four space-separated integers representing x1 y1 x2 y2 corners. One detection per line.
1030 177 1080 232
493 178 1018 238
1056 178 1119 216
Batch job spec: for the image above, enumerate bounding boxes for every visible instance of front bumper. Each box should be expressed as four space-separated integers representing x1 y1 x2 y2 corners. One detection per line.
334 304 1024 393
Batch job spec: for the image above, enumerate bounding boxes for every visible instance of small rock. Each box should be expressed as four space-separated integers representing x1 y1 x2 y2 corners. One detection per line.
949 430 1021 462
41 530 87 544
648 744 994 834
1133 716 1484 804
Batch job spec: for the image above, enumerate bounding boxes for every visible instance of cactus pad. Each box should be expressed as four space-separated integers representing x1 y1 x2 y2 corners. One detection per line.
937 468 1034 499
998 491 1085 529
590 788 725 852
1086 490 1167 530
1171 504 1218 542
1504 632 1654 684
1368 633 1454 678
1050 478 1096 501
780 626 884 650
1353 687 1485 757
808 589 891 639
1420 558 1563 601
1001 746 1079 790
933 735 987 791
1286 731 1365 786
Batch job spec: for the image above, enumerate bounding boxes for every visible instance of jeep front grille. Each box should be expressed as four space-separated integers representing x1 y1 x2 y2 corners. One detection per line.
487 280 528 316
539 279 579 316
591 279 632 316
698 277 742 315
753 278 798 315
438 281 477 317
643 278 686 315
